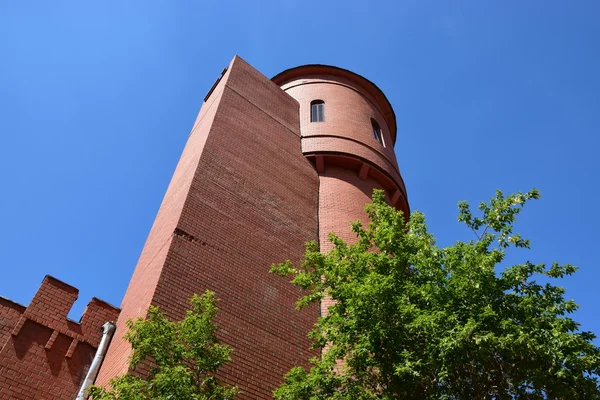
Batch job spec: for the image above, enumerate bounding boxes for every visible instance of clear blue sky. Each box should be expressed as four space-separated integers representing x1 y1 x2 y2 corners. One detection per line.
1 1 599 341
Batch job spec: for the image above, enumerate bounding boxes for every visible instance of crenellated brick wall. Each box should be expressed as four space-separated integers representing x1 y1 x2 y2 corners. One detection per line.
0 275 119 400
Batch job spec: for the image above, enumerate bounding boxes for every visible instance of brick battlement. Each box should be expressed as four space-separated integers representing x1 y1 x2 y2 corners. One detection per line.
0 275 120 400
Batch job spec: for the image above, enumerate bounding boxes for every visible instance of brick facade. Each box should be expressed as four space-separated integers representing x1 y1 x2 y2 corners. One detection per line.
96 56 321 399
0 276 119 399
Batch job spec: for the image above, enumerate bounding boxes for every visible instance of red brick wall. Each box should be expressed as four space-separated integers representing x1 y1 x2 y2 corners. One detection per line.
318 167 387 250
317 167 387 319
96 53 231 386
0 276 119 400
96 56 320 399
275 67 410 349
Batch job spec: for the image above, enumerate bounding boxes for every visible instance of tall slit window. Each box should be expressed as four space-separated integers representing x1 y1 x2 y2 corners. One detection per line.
371 119 385 147
310 100 325 122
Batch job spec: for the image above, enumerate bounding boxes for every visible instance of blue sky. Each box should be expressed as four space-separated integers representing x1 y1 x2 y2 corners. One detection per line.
1 1 599 342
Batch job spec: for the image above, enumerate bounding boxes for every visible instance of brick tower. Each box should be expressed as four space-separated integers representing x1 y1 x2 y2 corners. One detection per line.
95 56 408 399
272 64 409 324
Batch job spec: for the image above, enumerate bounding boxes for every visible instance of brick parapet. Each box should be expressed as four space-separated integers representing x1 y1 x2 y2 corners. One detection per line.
0 275 119 399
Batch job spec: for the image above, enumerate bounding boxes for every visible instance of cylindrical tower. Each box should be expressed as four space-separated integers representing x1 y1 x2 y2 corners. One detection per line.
273 65 409 320
273 65 409 250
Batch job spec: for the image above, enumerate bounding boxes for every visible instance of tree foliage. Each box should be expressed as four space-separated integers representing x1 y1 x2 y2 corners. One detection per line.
271 189 600 399
88 291 237 400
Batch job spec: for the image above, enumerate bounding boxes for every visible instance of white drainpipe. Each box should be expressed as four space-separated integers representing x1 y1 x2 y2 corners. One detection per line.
76 321 116 400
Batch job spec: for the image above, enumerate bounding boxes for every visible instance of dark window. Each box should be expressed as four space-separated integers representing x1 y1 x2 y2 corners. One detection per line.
311 100 325 122
371 119 384 146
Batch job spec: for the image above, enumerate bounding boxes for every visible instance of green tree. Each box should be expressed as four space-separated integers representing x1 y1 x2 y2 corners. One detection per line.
88 291 237 400
271 189 600 399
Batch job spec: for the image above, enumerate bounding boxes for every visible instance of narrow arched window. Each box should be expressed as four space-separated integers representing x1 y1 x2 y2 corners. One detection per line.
371 119 384 147
310 100 325 122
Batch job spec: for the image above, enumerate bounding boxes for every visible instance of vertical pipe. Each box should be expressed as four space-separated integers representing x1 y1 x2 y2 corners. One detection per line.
76 321 116 400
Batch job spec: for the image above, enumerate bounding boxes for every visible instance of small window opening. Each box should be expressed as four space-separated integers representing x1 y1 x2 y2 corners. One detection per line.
311 100 325 122
371 119 384 147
